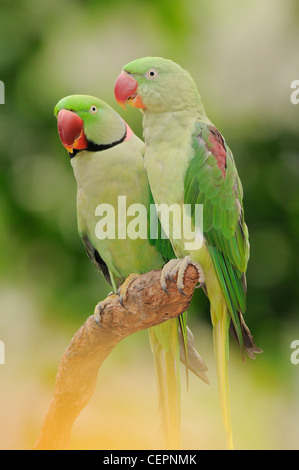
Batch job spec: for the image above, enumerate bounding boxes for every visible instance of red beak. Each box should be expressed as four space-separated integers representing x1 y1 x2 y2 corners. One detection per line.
114 71 146 109
57 109 88 153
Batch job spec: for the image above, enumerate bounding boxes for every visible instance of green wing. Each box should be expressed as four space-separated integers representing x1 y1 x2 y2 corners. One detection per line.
81 233 112 285
184 121 250 351
148 189 176 263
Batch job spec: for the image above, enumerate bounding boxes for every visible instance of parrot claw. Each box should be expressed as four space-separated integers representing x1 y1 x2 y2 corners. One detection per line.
161 281 169 295
118 292 125 308
117 273 140 308
178 287 187 296
195 282 204 290
162 272 172 291
97 303 104 314
160 256 205 295
95 292 119 324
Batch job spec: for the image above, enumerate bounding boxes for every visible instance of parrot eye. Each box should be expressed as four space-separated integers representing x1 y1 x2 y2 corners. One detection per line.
145 69 158 80
90 105 98 113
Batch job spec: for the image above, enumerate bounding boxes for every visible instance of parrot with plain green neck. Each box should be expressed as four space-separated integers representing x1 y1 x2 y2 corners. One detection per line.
114 57 262 449
54 94 209 449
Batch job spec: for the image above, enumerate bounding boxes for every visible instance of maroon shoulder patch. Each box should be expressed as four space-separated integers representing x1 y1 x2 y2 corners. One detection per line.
207 126 227 177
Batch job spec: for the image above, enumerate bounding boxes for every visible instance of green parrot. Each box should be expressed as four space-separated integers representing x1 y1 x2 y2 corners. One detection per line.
54 94 208 449
114 57 262 449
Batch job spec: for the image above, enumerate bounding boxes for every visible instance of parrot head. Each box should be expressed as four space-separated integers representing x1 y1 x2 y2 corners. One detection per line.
114 57 202 114
54 94 128 156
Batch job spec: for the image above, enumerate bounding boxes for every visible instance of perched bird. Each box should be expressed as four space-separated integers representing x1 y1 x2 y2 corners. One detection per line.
114 58 262 449
54 94 208 449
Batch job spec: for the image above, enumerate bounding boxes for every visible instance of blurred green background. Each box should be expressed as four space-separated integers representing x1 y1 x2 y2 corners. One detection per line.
0 0 299 450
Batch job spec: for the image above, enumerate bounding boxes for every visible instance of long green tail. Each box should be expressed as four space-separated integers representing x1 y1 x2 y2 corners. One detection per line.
148 318 181 450
212 307 233 450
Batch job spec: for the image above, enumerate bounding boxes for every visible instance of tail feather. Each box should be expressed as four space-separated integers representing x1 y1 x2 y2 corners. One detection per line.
212 308 234 450
229 312 263 360
178 325 209 384
148 319 181 449
178 313 189 388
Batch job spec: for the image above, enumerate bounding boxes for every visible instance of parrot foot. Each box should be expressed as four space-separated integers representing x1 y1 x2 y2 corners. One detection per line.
95 273 140 324
117 273 140 307
95 292 119 325
161 256 205 295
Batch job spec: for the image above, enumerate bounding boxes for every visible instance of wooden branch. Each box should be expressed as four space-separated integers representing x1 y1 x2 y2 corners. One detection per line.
33 265 199 450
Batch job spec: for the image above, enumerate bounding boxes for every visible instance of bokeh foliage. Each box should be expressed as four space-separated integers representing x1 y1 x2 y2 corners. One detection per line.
0 0 299 450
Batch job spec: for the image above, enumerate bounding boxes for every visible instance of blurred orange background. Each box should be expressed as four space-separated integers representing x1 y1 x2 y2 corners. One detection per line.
0 0 299 450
